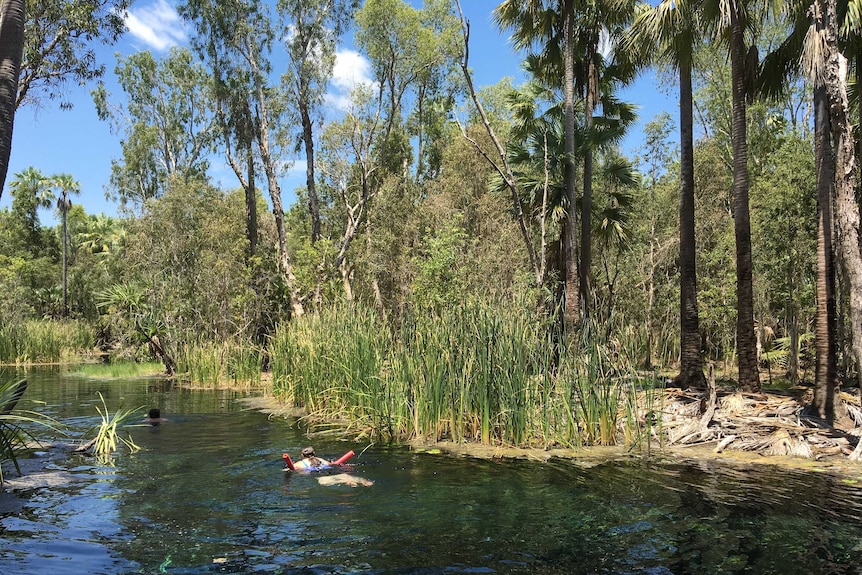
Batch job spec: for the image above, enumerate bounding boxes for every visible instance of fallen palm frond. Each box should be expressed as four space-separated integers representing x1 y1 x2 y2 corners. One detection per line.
76 393 142 462
1 378 62 485
659 379 862 459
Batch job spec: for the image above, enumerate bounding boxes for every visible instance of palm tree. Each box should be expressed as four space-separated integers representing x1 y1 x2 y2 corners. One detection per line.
622 0 707 389
50 173 80 318
495 0 637 325
700 0 760 391
8 166 53 250
0 0 25 194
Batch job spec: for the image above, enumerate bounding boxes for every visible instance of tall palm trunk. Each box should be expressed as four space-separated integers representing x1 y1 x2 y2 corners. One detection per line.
61 200 68 317
674 57 706 389
729 4 759 391
0 0 25 195
563 0 579 327
818 0 862 398
580 54 595 322
813 83 838 421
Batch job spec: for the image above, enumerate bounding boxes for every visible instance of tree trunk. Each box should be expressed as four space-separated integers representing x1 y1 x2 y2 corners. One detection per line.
579 53 595 322
674 58 706 390
821 0 862 392
729 5 759 391
0 0 25 196
62 204 68 318
300 94 320 244
563 0 579 328
245 139 257 257
813 82 838 421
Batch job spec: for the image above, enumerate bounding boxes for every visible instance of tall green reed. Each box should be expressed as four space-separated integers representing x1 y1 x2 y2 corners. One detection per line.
270 303 388 436
177 338 263 388
0 319 95 364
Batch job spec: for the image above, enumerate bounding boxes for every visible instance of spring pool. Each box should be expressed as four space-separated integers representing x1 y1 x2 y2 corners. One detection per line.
2 368 862 574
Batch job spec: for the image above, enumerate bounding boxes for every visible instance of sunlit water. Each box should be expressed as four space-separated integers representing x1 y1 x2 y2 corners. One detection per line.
2 368 862 574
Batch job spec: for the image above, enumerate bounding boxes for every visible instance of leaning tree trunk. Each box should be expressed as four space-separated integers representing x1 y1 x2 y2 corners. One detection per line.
0 0 25 196
674 58 706 390
813 83 838 422
729 5 759 391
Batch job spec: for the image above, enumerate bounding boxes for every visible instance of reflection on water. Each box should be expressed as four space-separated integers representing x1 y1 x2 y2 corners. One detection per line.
2 368 862 574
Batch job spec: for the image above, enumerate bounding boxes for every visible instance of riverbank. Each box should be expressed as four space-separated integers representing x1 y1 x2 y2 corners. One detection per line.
241 386 862 482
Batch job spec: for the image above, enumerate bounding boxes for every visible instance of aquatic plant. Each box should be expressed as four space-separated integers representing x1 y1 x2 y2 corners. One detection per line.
0 377 60 485
270 303 389 435
70 361 164 379
81 392 141 462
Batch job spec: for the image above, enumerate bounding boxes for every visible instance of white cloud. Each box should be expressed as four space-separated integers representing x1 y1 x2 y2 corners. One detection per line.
124 0 187 52
326 49 376 111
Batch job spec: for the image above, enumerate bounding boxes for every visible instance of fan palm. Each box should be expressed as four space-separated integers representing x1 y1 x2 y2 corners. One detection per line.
50 173 80 318
494 0 638 325
621 0 707 389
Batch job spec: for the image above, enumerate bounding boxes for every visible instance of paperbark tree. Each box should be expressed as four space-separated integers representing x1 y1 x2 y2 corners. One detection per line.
180 0 305 317
279 0 358 245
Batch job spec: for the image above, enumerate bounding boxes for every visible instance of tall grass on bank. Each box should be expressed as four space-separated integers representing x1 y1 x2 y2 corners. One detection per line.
269 301 663 449
71 361 165 379
270 304 388 435
177 339 263 388
0 319 95 364
388 303 557 446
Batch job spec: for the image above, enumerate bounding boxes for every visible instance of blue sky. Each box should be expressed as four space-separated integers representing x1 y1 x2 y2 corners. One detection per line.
2 0 675 220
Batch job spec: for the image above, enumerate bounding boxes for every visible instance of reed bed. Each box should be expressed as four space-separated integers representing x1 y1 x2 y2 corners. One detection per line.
71 361 165 379
270 303 388 434
269 300 664 449
177 339 263 388
0 319 95 364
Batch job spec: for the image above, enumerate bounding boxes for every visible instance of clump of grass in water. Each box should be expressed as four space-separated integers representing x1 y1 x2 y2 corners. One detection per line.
71 361 164 379
78 392 141 463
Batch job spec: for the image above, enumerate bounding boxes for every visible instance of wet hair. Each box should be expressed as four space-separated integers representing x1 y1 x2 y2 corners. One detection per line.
148 408 161 419
301 446 315 458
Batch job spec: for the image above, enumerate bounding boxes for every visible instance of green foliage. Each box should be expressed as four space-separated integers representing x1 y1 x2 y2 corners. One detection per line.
0 319 94 364
69 361 164 379
177 339 262 388
84 392 141 463
0 377 59 485
270 302 388 433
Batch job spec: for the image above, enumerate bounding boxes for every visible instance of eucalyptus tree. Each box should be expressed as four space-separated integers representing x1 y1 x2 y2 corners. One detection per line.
622 0 707 389
50 173 80 317
180 0 305 317
93 48 218 209
351 0 461 314
279 0 358 245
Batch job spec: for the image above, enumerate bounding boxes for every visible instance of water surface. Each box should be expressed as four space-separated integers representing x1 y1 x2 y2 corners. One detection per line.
2 368 862 574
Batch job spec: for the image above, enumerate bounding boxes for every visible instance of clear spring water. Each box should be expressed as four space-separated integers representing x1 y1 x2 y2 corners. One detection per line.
2 368 862 574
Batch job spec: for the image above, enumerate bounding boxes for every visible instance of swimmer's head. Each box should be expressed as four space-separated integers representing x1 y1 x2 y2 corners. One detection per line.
301 446 315 458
